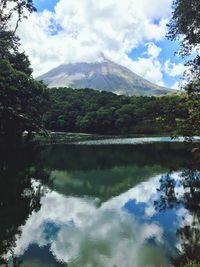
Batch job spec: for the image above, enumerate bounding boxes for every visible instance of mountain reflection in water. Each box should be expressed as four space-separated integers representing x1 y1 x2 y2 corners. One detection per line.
0 141 199 267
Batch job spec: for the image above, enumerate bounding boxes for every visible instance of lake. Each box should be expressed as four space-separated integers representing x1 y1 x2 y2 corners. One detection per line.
0 137 200 267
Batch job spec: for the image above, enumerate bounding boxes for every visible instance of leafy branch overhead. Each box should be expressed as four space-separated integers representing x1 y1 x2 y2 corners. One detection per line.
0 0 48 144
167 0 200 91
0 0 36 32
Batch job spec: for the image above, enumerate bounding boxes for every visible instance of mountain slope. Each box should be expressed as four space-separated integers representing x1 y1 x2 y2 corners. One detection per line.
37 59 173 96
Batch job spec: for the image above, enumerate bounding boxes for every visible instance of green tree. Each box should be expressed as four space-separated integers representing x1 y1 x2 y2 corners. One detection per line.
167 0 200 83
115 104 136 133
167 0 200 137
0 60 48 143
0 0 49 144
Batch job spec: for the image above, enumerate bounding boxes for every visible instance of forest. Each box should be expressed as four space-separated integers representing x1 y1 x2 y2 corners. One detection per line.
44 87 190 135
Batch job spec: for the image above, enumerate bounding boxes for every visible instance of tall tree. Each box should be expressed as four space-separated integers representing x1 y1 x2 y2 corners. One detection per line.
0 0 49 144
0 60 48 142
167 0 200 88
167 0 200 138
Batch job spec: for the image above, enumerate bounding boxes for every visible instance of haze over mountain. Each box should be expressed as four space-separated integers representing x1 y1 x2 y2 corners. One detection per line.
37 58 174 96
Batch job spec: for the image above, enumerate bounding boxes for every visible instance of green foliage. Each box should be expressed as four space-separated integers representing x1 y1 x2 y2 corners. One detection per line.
0 27 33 74
0 60 48 142
167 0 200 57
0 0 48 144
167 0 200 84
44 87 188 135
168 0 200 114
175 93 200 137
168 0 200 83
167 0 200 137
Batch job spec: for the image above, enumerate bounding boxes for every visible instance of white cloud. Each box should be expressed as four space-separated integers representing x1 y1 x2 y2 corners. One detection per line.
164 59 186 77
130 56 164 86
171 80 188 90
117 42 164 86
16 0 173 83
163 59 190 90
146 42 162 58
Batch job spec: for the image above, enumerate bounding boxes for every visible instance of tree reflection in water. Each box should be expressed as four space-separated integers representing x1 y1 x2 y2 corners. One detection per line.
0 144 51 266
155 167 200 267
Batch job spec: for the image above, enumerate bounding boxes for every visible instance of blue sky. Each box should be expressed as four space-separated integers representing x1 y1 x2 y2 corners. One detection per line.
21 0 186 88
129 39 183 87
34 0 58 12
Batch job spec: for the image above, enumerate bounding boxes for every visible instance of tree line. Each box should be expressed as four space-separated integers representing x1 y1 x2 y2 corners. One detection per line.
44 87 190 135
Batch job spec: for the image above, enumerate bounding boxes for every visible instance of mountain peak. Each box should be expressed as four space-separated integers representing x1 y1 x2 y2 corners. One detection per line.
37 59 174 96
98 52 113 63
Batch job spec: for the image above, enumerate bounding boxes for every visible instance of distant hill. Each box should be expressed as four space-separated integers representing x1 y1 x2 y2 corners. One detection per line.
37 59 174 96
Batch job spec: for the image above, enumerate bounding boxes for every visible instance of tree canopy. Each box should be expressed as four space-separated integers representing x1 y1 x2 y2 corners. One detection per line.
167 0 200 56
0 0 48 144
0 60 48 142
43 87 189 135
167 0 200 138
167 0 200 90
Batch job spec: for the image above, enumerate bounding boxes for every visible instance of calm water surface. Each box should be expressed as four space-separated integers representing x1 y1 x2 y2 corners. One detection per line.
0 137 200 267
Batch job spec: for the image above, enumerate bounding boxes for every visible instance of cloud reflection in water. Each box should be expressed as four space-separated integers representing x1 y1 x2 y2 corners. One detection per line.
13 173 186 267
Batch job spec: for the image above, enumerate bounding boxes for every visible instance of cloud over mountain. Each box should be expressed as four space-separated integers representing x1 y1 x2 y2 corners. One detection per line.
16 0 173 86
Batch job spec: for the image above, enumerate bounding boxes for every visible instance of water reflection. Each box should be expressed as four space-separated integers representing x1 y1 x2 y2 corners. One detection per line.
155 169 200 266
0 142 200 266
12 170 199 267
0 144 51 266
12 175 170 267
45 143 193 201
